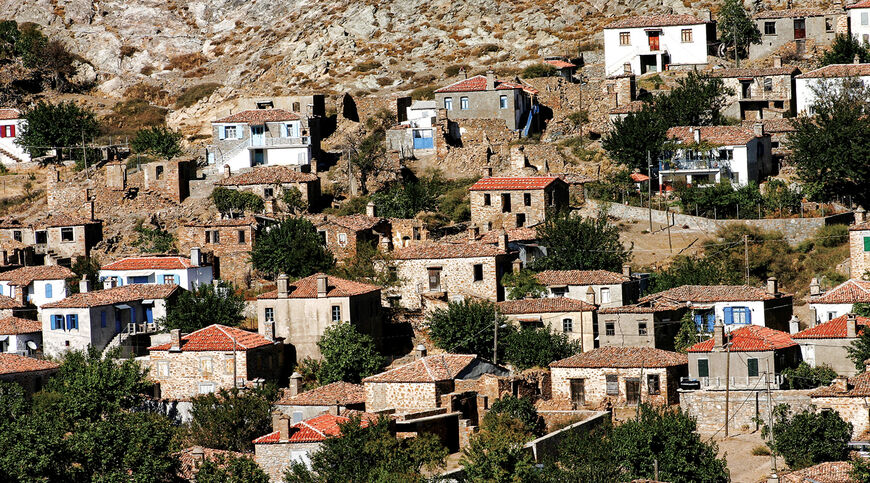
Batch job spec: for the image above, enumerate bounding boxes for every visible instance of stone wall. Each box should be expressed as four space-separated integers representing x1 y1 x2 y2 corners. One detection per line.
550 366 681 408
470 182 568 231
255 441 320 483
0 367 57 394
364 381 448 413
105 162 126 190
46 168 89 215
179 223 255 286
680 388 814 433
850 228 870 279
143 159 196 203
389 254 507 310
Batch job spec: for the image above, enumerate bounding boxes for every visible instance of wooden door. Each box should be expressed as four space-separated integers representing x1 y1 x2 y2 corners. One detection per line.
428 268 441 291
648 32 660 51
569 379 585 406
794 19 806 39
625 378 641 405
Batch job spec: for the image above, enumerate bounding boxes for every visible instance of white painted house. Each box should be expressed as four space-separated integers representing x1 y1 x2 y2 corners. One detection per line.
0 316 42 355
98 250 212 291
848 0 870 45
795 63 870 114
603 14 710 77
207 109 311 172
0 108 30 166
0 265 75 308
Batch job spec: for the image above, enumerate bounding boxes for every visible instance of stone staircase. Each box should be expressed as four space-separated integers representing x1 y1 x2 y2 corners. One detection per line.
0 146 25 164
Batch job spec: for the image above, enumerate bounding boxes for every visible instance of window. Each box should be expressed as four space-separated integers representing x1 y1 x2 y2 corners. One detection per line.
764 77 772 92
60 227 74 242
155 165 164 180
681 29 693 43
51 314 64 330
157 361 169 377
318 230 327 245
499 95 508 109
12 230 20 242
264 187 274 198
623 63 632 74
483 193 491 206
605 322 615 336
163 275 174 284
724 306 751 325
638 322 647 336
748 358 759 377
460 97 469 110
473 264 484 282
501 193 511 213
100 310 107 328
606 375 619 395
600 287 611 304
863 12 869 26
45 283 52 299
337 233 348 246
864 236 870 252
444 97 453 110
523 193 531 206
698 359 709 378
647 374 660 395
265 307 274 322
516 213 525 227
199 358 213 374
205 230 220 244
292 411 304 423
563 318 573 332
198 383 215 394
35 231 46 244
619 32 630 45
66 314 78 330
828 311 837 321
764 21 776 35
238 230 246 244
551 287 567 298
224 126 238 139
428 268 442 291
331 305 341 322
826 16 834 32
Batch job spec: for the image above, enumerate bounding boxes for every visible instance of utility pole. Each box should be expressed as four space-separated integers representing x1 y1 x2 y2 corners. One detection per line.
666 207 673 253
493 306 499 365
766 359 778 478
648 151 653 232
724 328 732 437
82 129 89 180
744 234 750 283
734 22 740 68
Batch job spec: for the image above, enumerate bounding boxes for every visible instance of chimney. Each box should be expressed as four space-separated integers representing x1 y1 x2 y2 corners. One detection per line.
766 277 778 295
79 278 90 293
848 313 858 338
103 278 115 290
224 164 232 179
459 67 467 79
169 329 182 352
482 166 493 177
468 225 479 240
753 121 764 138
486 70 495 90
856 207 867 224
789 315 800 334
317 274 328 297
263 320 275 341
190 447 204 463
289 371 302 396
497 231 508 251
585 286 596 305
277 274 289 298
713 323 725 350
366 201 376 218
264 199 275 215
855 54 862 65
87 200 95 221
275 413 290 441
699 9 712 22
832 376 848 392
692 127 701 144
810 277 821 296
190 247 201 267
415 344 427 359
512 259 522 273
622 264 632 277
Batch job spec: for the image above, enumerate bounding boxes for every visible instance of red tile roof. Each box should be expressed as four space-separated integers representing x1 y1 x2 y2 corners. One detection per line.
793 314 870 339
363 354 478 383
434 75 538 94
0 294 25 309
177 447 246 480
0 108 20 120
0 265 75 286
550 346 687 368
0 353 59 375
497 297 596 314
811 279 870 304
214 109 299 124
797 64 870 79
252 413 374 444
184 216 267 228
0 316 41 334
309 214 386 232
476 227 538 244
392 242 507 260
708 67 800 78
740 118 796 133
101 256 194 271
536 270 631 286
641 284 783 303
630 172 650 182
543 59 576 69
276 381 366 406
43 284 179 308
149 324 273 352
781 462 855 483
605 14 707 29
811 371 870 397
258 273 380 299
849 0 870 9
687 325 797 352
33 213 100 228
754 8 829 19
469 176 560 191
215 166 318 186
666 126 760 147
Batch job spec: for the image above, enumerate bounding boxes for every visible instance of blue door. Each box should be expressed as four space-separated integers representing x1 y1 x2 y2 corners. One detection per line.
115 310 122 333
251 125 265 146
413 129 434 149
146 307 153 325
251 149 265 166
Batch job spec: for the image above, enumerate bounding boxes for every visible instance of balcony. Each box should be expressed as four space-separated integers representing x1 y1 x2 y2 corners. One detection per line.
249 136 311 148
659 158 730 173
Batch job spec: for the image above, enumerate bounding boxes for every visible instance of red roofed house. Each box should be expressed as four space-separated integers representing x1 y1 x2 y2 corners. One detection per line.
658 124 772 190
0 108 30 165
793 313 868 376
497 298 597 352
0 265 75 307
543 57 577 81
434 71 538 132
207 107 313 172
98 250 213 291
603 13 711 76
307 208 393 261
146 324 284 401
550 346 688 408
0 353 59 394
469 175 568 232
850 1 870 46
810 212 870 324
708 62 800 120
256 274 383 363
796 62 870 114
0 316 42 355
535 267 640 308
686 324 800 390
275 379 366 422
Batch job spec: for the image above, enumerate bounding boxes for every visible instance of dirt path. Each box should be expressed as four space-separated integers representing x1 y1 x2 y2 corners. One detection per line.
710 431 778 483
615 218 714 269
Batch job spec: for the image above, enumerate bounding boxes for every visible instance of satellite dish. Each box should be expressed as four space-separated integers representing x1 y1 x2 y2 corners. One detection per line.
26 340 37 350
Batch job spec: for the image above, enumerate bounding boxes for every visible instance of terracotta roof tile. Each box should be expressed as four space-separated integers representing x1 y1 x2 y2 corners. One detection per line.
754 8 830 19
434 75 538 94
363 354 478 383
781 461 854 483
811 279 870 304
708 67 800 78
392 242 507 260
177 447 246 480
687 325 796 352
214 109 299 124
0 316 41 334
599 303 682 314
0 265 75 286
43 284 179 308
550 346 687 368
276 381 366 406
630 172 651 182
476 227 539 244
811 372 870 397
33 213 100 229
253 413 376 444
543 59 576 69
101 256 194 271
0 108 20 120
184 216 267 228
536 270 631 286
605 14 707 29
258 273 380 299
0 294 25 309
740 118 796 133
0 353 59 375
497 297 596 314
793 314 870 339
796 64 870 78
641 284 783 303
215 166 318 186
609 100 646 115
308 214 386 232
469 176 560 191
149 324 272 352
666 126 760 146
849 0 870 9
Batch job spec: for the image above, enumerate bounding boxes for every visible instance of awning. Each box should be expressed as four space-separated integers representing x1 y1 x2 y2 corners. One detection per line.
113 270 154 277
690 304 715 310
0 335 8 342
114 304 132 310
141 299 156 305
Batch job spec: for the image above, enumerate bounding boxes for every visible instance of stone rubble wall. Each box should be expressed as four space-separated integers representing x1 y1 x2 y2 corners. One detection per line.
680 388 813 433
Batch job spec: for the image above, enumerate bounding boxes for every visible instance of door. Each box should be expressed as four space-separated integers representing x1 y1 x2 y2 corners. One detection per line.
251 125 265 146
625 378 641 405
794 18 806 39
428 268 441 292
251 149 265 166
115 309 122 334
569 379 585 406
648 32 660 51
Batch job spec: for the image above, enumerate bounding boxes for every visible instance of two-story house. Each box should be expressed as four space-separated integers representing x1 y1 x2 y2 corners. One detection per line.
215 165 321 211
207 109 313 172
180 215 276 287
468 176 569 232
497 298 597 352
750 8 844 60
98 251 213 291
535 268 639 308
708 62 800 120
387 100 439 156
658 124 772 189
849 0 870 44
793 314 868 376
434 72 538 133
0 211 103 267
308 210 393 261
0 316 42 355
811 212 870 323
603 14 711 77
0 108 29 165
0 265 75 308
795 63 870 114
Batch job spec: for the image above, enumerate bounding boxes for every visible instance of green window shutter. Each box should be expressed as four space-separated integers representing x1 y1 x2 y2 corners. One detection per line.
698 359 709 378
748 358 759 377
864 236 870 252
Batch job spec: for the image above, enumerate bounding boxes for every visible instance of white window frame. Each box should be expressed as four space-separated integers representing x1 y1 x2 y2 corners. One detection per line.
265 307 274 323
499 95 508 109
562 318 573 333
224 125 238 139
444 97 453 110
600 287 611 304
198 382 215 394
460 97 469 110
619 32 630 46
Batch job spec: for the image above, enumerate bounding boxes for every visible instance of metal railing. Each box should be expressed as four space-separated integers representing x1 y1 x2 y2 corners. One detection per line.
691 375 783 390
659 158 730 171
126 322 158 336
254 136 310 147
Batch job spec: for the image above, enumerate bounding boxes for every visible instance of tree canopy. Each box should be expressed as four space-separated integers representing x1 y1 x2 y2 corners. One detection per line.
819 34 870 66
532 211 631 272
762 405 852 470
161 281 245 333
196 454 270 483
250 217 335 278
461 412 538 482
503 325 580 371
717 0 761 60
501 268 545 300
427 299 512 360
187 386 277 453
316 322 385 384
131 126 183 160
17 101 100 162
211 186 265 216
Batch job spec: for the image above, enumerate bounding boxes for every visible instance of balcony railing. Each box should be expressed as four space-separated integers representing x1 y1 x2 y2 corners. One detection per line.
250 136 310 147
659 158 730 172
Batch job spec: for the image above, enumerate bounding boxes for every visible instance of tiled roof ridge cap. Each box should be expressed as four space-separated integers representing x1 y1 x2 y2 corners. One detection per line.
299 419 327 438
420 357 436 381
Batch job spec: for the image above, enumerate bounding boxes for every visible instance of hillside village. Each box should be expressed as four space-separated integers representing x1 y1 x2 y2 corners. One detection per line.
8 0 870 481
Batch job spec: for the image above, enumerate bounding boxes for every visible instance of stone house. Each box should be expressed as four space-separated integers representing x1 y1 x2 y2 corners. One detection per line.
308 211 392 261
274 379 366 423
474 226 545 268
180 216 275 286
740 118 795 163
0 265 75 308
434 72 539 133
207 109 314 172
146 324 283 401
639 281 793 333
0 316 42 355
256 273 383 363
597 303 688 352
176 446 248 482
215 165 321 211
535 268 639 308
708 62 800 120
387 240 514 310
389 217 431 249
41 283 179 358
0 294 28 320
811 373 870 439
496 298 597 352
795 63 870 114
0 211 103 267
811 279 870 325
850 0 870 44
550 346 688 408
363 353 509 413
750 8 845 60
143 159 197 203
0 108 29 165
792 314 867 376
603 14 712 76
98 252 213 291
686 324 801 390
468 176 569 232
0 353 58 394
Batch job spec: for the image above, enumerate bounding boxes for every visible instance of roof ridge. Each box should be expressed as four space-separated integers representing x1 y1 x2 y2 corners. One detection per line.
420 357 436 381
300 419 327 437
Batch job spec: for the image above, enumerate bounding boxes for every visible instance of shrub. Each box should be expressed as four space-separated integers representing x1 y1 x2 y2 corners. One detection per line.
123 83 172 106
444 64 470 77
410 85 436 100
751 445 771 456
815 224 849 248
473 43 500 56
503 326 580 371
168 52 207 71
175 82 221 108
102 99 167 137
484 396 540 434
762 405 852 470
521 63 558 78
780 362 837 389
355 60 381 72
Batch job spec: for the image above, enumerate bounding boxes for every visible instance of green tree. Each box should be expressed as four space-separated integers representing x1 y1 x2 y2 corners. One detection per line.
132 219 176 253
501 269 545 300
188 387 276 453
370 177 442 218
211 186 265 216
602 106 667 172
673 312 700 353
717 0 761 61
330 241 400 288
251 217 335 278
532 211 631 272
282 186 308 214
427 299 513 359
0 20 19 59
316 322 385 384
852 456 870 483
197 454 270 483
847 327 870 372
131 126 183 160
343 110 394 195
649 254 741 293
68 255 99 294
820 34 870 66
503 326 580 371
161 281 245 333
781 362 837 389
461 412 539 483
762 404 852 469
484 396 541 435
543 421 621 482
854 303 870 317
16 101 100 162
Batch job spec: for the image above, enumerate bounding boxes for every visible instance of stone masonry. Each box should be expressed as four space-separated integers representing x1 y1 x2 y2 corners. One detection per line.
364 380 453 413
469 177 569 232
681 389 813 433
143 159 196 203
45 168 89 215
550 366 680 408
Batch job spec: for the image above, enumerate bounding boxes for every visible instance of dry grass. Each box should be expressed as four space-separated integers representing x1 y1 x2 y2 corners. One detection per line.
124 83 173 107
175 82 221 108
101 100 168 137
168 52 208 71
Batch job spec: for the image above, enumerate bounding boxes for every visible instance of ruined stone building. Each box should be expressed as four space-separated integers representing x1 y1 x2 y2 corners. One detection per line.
179 216 275 287
215 165 321 211
0 209 103 267
468 176 569 232
308 210 392 261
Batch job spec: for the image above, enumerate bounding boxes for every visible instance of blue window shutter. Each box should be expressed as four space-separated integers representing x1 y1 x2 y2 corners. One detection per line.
706 313 715 331
745 307 752 325
174 274 179 285
50 315 57 330
219 126 226 140
723 307 734 325
146 307 153 324
101 311 107 328
65 314 72 331
694 314 702 328
45 283 52 299
72 314 77 330
131 306 137 323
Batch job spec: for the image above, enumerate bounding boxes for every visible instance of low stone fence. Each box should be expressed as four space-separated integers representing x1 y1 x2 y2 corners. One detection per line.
525 410 610 462
680 389 813 433
586 200 853 243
